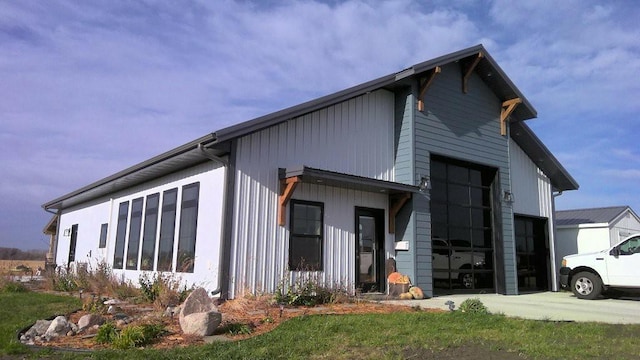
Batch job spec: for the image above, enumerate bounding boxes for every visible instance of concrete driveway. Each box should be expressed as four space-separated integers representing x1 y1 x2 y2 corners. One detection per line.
386 291 640 324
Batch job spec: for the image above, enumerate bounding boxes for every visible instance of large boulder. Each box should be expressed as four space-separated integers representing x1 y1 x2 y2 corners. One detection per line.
44 316 72 340
180 288 217 316
179 287 220 336
180 311 222 336
77 314 105 331
21 319 52 343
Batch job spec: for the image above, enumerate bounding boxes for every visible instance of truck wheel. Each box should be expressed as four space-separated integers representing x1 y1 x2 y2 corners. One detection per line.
570 272 602 300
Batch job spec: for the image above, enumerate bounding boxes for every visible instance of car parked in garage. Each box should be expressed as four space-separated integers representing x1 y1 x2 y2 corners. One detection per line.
560 234 640 299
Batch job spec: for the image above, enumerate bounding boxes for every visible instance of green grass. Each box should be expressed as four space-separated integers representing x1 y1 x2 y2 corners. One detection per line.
0 290 81 356
2 292 640 359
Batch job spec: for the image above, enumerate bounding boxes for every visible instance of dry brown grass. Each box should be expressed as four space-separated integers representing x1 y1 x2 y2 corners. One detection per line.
0 260 44 274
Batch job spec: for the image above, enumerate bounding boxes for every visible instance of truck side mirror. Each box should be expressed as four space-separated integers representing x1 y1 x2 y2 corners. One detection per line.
610 247 620 257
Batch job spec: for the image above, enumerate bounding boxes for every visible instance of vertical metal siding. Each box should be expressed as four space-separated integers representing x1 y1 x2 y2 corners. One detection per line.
416 63 516 294
510 138 553 218
230 90 396 297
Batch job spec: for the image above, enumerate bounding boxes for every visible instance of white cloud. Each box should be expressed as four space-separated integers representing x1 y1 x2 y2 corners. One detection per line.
1 0 639 249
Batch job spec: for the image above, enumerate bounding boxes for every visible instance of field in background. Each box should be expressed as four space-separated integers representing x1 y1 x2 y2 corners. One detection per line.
0 260 45 274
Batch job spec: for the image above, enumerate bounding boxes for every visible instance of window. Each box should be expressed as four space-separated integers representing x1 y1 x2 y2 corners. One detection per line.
98 223 108 248
619 236 640 255
126 197 143 270
177 183 200 273
68 224 78 265
113 202 129 269
140 193 159 270
430 156 495 292
157 188 178 272
289 200 323 271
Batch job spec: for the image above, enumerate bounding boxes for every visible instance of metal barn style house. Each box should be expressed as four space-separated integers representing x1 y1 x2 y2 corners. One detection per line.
43 45 578 299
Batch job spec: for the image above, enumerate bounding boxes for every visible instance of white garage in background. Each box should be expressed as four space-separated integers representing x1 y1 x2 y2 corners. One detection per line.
554 206 640 274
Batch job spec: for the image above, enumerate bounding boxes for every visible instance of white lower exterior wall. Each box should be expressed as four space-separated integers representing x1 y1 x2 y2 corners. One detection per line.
55 161 226 293
229 182 391 298
508 139 558 290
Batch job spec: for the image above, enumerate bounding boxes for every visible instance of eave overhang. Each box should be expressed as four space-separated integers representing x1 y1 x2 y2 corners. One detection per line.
278 166 420 231
510 121 579 192
42 134 226 211
279 166 420 195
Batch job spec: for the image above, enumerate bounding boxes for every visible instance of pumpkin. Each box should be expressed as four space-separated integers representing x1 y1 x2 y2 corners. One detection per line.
399 292 414 300
387 272 403 284
409 286 424 300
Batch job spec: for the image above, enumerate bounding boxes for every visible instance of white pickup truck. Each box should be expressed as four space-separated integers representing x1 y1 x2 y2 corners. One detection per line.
560 234 640 299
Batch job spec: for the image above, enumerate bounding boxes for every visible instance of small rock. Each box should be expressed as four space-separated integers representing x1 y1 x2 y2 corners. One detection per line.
66 330 74 337
104 299 125 305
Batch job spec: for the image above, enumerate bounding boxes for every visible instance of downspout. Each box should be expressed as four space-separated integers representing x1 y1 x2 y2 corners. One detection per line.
198 142 233 299
550 190 563 292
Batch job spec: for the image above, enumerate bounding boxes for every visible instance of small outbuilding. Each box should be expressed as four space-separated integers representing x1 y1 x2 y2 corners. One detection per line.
554 206 640 271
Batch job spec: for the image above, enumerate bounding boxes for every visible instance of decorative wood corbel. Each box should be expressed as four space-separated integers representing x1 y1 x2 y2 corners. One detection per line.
417 66 441 111
389 192 411 233
461 52 484 93
500 98 522 136
278 176 300 226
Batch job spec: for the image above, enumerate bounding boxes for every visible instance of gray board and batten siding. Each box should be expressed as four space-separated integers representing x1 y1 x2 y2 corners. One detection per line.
394 63 517 295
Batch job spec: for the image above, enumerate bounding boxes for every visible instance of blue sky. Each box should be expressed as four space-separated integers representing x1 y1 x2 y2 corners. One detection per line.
1 0 639 250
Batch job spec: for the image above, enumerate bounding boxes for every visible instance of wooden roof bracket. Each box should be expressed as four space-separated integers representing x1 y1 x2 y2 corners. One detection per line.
389 192 411 233
461 52 484 94
500 98 522 136
417 66 441 111
278 176 300 226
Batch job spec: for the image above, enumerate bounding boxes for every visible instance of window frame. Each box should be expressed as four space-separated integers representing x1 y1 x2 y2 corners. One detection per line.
176 182 200 273
98 223 108 249
288 199 324 271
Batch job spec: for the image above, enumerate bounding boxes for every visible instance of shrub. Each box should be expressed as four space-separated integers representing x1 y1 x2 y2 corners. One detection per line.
275 272 351 307
138 273 191 308
96 322 166 349
219 322 253 335
95 322 118 344
458 298 489 314
0 281 29 293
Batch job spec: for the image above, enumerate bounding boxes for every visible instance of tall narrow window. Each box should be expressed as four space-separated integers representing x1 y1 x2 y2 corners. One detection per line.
157 189 177 272
177 183 200 273
113 202 129 269
68 224 78 265
140 193 159 271
289 200 324 271
98 223 108 248
125 198 143 270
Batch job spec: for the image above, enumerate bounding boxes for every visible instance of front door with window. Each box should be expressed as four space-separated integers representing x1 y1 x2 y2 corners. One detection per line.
356 208 384 292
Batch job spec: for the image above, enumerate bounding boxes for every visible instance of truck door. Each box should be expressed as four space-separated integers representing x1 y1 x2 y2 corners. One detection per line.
605 236 640 287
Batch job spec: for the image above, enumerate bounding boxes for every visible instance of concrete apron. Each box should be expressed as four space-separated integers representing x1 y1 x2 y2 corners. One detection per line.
385 291 640 324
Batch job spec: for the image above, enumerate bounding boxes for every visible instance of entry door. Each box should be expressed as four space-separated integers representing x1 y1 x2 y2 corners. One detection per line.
356 208 385 292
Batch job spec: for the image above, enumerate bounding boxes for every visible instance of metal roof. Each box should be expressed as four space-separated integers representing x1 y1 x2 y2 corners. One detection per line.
42 134 221 211
280 166 421 195
556 206 636 226
213 44 537 143
510 121 579 191
43 44 578 211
